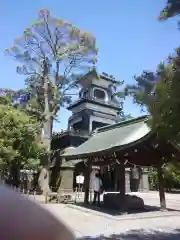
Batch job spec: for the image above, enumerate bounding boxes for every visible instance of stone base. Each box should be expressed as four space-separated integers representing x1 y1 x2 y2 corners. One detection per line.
58 168 74 191
103 193 144 211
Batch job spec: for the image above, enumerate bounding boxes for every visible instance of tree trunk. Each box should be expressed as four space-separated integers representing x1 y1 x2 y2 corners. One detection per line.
38 63 53 192
9 162 20 188
38 167 51 195
38 59 57 193
157 163 166 210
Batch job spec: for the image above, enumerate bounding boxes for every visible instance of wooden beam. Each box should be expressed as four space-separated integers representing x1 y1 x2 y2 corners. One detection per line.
119 162 125 197
118 160 126 212
83 164 91 204
157 163 166 210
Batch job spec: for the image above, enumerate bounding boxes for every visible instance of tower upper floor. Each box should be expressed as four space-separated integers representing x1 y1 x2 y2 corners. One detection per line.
67 70 123 134
67 70 123 112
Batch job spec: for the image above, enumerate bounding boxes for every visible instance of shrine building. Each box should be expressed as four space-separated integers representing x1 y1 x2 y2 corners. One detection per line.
51 70 149 193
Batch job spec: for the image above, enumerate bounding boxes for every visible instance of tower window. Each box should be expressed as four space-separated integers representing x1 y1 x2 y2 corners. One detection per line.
80 89 88 99
93 88 107 101
82 90 88 99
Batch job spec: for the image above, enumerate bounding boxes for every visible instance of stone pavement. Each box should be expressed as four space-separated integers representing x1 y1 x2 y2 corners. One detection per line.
43 204 180 238
37 192 180 239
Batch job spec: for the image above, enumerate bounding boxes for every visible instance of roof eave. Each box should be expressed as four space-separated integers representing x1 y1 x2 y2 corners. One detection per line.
67 99 121 111
63 131 153 161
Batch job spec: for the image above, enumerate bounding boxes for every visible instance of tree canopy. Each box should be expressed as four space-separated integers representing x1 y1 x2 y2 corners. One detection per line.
5 9 98 159
126 49 180 142
5 8 97 119
0 91 45 171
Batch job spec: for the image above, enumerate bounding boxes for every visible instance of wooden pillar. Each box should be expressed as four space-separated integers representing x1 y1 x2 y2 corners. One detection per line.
84 164 91 204
119 162 125 197
108 167 112 190
157 163 166 210
119 160 126 212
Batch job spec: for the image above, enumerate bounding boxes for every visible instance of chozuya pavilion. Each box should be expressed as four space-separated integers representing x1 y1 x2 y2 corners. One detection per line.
62 115 180 211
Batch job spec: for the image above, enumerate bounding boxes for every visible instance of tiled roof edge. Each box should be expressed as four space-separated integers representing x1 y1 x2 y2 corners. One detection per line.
94 115 150 134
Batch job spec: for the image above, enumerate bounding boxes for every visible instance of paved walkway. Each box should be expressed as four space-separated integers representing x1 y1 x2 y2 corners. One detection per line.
36 192 180 239
43 204 180 238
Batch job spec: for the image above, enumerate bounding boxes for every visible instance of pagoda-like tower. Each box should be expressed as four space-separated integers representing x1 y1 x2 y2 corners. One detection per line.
51 71 123 191
67 71 122 134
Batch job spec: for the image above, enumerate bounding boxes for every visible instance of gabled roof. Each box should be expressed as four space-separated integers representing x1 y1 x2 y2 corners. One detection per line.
62 115 151 160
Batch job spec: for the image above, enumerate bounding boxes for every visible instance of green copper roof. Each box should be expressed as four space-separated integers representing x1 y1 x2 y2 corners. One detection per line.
60 147 83 167
62 115 151 160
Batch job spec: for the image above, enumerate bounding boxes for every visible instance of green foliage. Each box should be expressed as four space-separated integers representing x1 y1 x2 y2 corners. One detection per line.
0 88 24 106
24 75 45 122
0 102 45 170
159 0 180 20
149 161 180 190
125 48 180 142
164 161 180 183
148 167 159 190
147 61 180 141
125 71 156 111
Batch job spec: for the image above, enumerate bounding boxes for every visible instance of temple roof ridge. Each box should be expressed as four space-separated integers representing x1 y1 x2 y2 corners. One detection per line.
92 115 149 135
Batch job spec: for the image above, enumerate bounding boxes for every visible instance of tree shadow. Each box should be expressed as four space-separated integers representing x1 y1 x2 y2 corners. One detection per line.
76 229 180 239
167 190 180 194
73 202 180 216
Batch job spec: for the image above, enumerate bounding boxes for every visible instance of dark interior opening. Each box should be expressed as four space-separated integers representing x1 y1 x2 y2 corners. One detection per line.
93 89 106 100
73 120 87 131
92 121 108 131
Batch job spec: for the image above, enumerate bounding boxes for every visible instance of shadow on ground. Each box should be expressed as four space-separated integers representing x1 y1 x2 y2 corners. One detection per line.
76 229 180 239
73 202 180 216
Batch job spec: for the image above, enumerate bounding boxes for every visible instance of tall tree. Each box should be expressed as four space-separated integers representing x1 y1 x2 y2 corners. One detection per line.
5 9 97 163
148 50 180 141
159 0 180 20
126 49 180 190
5 9 97 193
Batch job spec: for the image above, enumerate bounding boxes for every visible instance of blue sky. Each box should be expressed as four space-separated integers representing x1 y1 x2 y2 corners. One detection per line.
0 0 179 131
